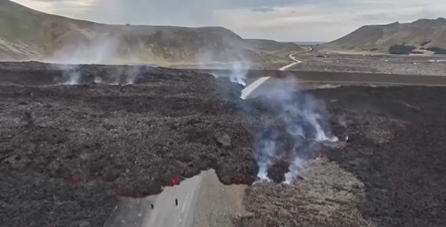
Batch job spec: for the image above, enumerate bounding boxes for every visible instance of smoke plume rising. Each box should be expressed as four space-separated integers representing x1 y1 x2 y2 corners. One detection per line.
208 62 248 89
197 47 249 87
50 34 119 65
227 62 247 86
338 114 349 141
42 34 146 85
249 76 338 184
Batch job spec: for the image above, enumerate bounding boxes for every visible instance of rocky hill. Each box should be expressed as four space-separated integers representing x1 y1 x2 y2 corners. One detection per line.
0 0 301 64
245 39 303 52
321 17 446 53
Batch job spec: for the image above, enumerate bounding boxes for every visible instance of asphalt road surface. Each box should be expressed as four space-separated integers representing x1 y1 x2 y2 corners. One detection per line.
105 173 203 227
237 69 446 99
142 174 203 227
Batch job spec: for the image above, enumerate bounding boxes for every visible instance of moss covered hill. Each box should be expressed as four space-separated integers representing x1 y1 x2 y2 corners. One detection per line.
0 0 303 64
321 18 446 52
245 39 304 60
245 39 303 53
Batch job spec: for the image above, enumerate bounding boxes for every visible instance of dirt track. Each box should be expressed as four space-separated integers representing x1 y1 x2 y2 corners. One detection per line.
1 62 446 227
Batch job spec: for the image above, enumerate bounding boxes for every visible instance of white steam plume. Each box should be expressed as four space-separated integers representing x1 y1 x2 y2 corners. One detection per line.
43 34 121 85
41 33 150 85
283 157 304 184
207 62 249 87
61 64 81 85
50 34 119 64
111 65 141 85
228 62 247 86
251 76 338 184
196 48 249 86
338 115 349 141
254 136 276 182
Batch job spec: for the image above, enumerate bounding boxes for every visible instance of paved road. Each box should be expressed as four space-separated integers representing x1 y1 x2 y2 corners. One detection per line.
142 174 203 227
105 173 203 227
237 67 446 99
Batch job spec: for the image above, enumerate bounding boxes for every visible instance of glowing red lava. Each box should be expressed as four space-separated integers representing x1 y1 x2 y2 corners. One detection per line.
171 176 179 185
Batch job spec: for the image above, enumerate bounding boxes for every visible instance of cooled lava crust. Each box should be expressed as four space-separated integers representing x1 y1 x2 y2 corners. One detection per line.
1 62 446 227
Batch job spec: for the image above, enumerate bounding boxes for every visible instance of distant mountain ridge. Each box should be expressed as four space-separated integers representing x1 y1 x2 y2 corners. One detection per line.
0 0 303 64
245 39 303 51
295 41 326 46
321 17 446 52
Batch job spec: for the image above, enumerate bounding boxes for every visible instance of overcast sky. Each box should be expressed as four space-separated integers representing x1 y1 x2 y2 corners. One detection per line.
11 0 446 41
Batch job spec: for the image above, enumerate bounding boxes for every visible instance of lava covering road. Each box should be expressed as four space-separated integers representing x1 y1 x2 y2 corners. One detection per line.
1 62 446 227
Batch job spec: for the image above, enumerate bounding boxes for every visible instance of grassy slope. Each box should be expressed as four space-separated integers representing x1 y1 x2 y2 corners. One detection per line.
245 39 304 63
321 18 446 52
0 1 47 57
0 1 302 64
0 1 99 58
245 39 304 52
